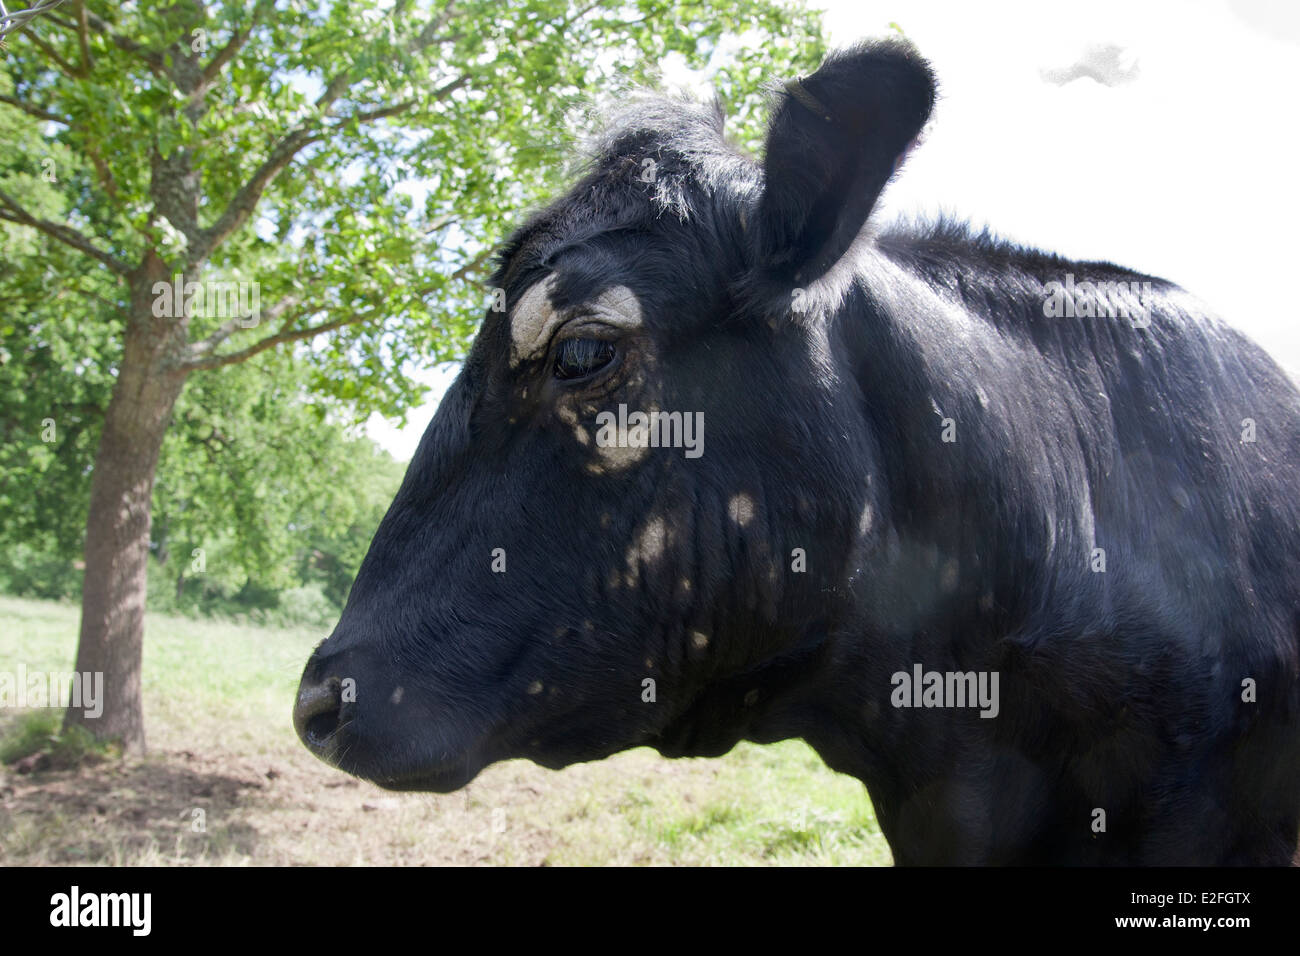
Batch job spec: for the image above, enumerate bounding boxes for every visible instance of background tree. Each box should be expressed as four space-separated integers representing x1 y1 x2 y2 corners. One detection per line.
148 353 408 618
2 65 408 624
0 91 114 599
1 92 404 616
0 0 824 753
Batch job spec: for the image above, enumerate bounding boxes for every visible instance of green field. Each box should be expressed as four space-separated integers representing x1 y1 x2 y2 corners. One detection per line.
0 595 891 865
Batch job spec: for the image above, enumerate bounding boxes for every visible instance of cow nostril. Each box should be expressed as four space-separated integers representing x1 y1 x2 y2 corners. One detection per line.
294 675 347 755
305 708 341 747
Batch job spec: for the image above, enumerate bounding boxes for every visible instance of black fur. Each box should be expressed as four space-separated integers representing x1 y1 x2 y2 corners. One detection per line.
296 40 1300 865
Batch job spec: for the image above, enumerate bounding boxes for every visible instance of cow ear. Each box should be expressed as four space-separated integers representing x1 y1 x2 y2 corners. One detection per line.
752 39 936 287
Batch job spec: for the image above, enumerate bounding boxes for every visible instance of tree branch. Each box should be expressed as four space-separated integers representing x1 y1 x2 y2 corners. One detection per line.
423 214 459 235
416 0 460 47
65 284 127 313
0 188 130 273
202 29 248 83
181 310 375 372
201 0 276 85
431 74 468 102
315 6 461 117
86 142 119 199
181 293 303 362
315 72 352 115
74 0 93 74
21 29 84 79
74 9 168 79
191 4 465 266
556 0 605 35
0 93 70 125
413 249 492 297
337 99 418 125
449 246 493 282
188 126 322 265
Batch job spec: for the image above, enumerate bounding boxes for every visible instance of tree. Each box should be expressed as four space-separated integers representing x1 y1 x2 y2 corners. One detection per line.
0 0 823 753
150 351 408 614
1 95 405 612
0 90 115 599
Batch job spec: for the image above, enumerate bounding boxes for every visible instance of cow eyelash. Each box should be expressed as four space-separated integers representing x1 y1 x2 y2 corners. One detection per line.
553 337 616 381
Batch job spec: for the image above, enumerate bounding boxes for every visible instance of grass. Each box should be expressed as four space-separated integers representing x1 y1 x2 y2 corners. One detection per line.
0 594 891 865
0 710 118 768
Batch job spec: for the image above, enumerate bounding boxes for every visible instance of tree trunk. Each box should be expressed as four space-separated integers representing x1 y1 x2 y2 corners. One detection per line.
65 254 189 753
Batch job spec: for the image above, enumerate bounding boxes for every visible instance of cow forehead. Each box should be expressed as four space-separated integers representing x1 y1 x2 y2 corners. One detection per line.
509 276 644 367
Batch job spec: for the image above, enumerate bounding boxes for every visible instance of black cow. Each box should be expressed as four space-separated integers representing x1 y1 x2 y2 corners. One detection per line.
294 39 1300 865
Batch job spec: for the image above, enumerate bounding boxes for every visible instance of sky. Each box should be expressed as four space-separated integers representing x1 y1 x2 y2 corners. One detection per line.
366 0 1300 461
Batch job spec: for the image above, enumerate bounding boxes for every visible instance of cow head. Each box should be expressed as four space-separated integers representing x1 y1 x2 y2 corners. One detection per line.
294 40 936 791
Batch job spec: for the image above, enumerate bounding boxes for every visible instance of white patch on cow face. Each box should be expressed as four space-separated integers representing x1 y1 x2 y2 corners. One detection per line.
509 276 644 368
556 404 591 446
588 397 658 474
509 275 560 367
589 439 648 473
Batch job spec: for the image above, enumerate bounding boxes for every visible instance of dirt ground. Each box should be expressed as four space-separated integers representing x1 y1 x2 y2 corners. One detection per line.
0 735 888 866
1 742 683 865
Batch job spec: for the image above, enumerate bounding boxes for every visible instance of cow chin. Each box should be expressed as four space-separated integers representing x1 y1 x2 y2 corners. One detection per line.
363 763 484 794
317 722 493 794
344 727 642 792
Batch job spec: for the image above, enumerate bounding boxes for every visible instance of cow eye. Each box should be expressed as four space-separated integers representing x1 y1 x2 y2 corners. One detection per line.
554 338 616 381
